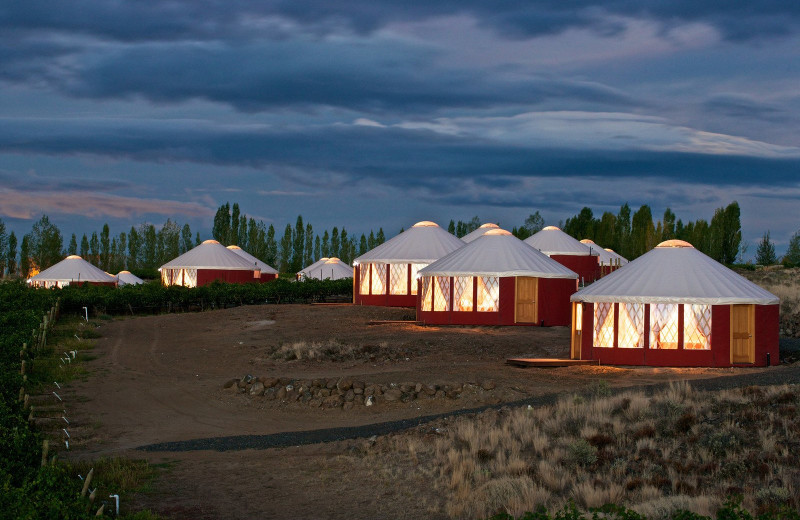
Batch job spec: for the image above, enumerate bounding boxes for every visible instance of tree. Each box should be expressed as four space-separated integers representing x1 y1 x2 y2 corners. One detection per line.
304 223 313 268
376 228 385 245
340 228 348 262
67 233 78 256
80 234 89 258
89 232 100 265
159 219 181 264
447 220 456 235
368 231 375 249
314 235 321 261
238 215 247 249
6 231 17 275
784 231 800 267
595 212 616 249
0 219 7 276
141 224 157 268
629 205 655 258
661 208 676 241
212 202 231 244
117 232 127 271
615 203 632 258
181 224 193 254
321 230 330 257
99 224 111 270
195 232 201 246
278 224 293 272
265 224 277 267
523 211 545 238
28 214 64 271
755 231 777 265
330 227 340 259
292 215 305 272
564 207 594 240
19 234 30 277
127 227 140 269
230 203 240 246
359 234 367 256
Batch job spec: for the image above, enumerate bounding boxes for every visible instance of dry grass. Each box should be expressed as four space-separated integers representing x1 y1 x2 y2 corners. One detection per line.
393 383 800 519
738 267 800 337
270 339 389 361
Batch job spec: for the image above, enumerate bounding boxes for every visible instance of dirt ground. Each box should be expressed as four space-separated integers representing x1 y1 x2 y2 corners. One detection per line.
65 304 769 519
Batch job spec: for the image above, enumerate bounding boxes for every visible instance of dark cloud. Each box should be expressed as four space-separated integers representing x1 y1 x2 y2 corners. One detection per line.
703 94 786 122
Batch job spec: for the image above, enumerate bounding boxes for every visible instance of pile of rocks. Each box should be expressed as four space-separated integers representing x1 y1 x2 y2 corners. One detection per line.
224 375 498 410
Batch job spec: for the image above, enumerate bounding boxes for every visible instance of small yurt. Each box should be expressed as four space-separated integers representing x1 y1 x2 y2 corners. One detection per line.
226 245 278 283
299 257 352 281
569 240 779 367
354 221 465 307
116 270 144 286
580 239 624 277
27 255 117 288
524 226 600 284
604 248 629 267
160 240 259 287
461 223 500 243
417 229 578 326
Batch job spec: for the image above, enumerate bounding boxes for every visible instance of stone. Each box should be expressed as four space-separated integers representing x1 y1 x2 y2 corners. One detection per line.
353 387 363 395
264 388 277 400
223 378 237 389
434 390 446 399
279 377 293 386
312 378 325 388
343 401 354 411
323 395 344 408
237 378 248 389
352 380 365 390
276 387 287 400
345 389 355 402
481 380 496 391
263 377 279 388
400 382 415 393
364 385 376 396
309 398 322 408
421 384 436 396
337 378 353 391
319 388 331 398
354 395 365 405
365 396 374 407
249 382 265 396
384 388 403 402
415 383 423 393
286 390 298 401
326 378 338 389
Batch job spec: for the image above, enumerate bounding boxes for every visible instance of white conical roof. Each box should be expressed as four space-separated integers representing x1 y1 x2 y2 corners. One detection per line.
28 255 117 285
300 257 353 280
116 270 144 286
160 240 255 270
524 226 597 256
298 257 330 277
461 223 500 243
226 245 278 274
419 229 578 279
354 221 465 264
580 239 620 266
571 240 779 305
604 248 629 265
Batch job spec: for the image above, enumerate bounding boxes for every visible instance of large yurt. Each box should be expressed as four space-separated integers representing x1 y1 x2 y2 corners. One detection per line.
299 257 352 281
569 240 779 367
354 221 465 307
160 240 260 287
27 255 117 288
604 248 629 267
417 229 578 326
580 239 625 277
524 226 600 284
226 245 278 282
116 270 144 286
461 223 500 243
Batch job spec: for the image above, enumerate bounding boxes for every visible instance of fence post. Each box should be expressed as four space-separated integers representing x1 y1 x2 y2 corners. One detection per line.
41 440 49 467
81 468 94 498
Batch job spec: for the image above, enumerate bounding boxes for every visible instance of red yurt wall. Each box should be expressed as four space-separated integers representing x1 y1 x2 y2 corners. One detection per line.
197 269 259 287
550 255 599 284
576 302 778 367
353 264 417 307
538 278 579 327
258 273 278 283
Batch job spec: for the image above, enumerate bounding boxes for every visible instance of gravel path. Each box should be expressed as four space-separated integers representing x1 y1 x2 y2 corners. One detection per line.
138 365 800 453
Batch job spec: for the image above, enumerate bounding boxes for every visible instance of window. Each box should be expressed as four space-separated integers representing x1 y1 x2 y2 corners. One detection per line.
409 263 426 295
650 304 679 349
618 303 644 348
575 303 583 332
593 302 614 348
371 263 386 295
389 264 408 295
453 276 473 312
684 304 711 350
476 276 499 312
359 264 370 295
433 276 451 311
420 277 432 311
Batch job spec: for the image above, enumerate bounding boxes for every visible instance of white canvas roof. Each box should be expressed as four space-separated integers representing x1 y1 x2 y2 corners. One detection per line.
160 240 255 270
354 221 465 264
419 229 578 279
227 246 278 274
28 255 117 285
300 257 353 280
524 226 598 256
580 239 621 266
298 257 330 277
571 240 779 305
116 270 144 286
461 223 500 243
604 248 629 265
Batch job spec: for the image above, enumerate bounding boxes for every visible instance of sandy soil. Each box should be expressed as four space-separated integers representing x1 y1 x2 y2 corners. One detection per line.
65 304 766 519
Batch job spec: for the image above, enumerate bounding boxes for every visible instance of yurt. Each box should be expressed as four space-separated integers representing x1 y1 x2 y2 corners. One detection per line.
354 221 465 307
604 248 629 266
580 239 624 277
417 229 578 326
461 223 500 243
299 257 352 281
226 245 278 282
569 240 779 367
116 270 144 286
524 226 600 284
27 255 117 288
160 240 260 287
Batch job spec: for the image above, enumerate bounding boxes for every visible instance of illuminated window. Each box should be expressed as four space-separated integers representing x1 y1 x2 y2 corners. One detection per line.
684 304 711 350
476 276 499 312
359 264 370 295
433 276 451 311
184 269 198 288
650 304 679 349
593 302 614 348
161 269 172 285
420 277 432 311
390 264 408 295
618 303 644 348
453 276 473 312
371 263 386 295
575 303 583 332
409 263 426 295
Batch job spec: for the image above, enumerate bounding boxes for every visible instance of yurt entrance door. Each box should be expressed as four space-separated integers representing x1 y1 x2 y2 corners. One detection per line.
515 277 538 323
730 305 755 364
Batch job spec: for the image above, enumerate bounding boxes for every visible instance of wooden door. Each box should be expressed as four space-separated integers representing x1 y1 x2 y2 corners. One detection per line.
570 302 582 359
515 277 538 323
730 305 754 364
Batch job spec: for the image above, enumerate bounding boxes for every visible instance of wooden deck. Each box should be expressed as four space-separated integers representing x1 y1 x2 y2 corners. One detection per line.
505 358 599 368
367 320 421 325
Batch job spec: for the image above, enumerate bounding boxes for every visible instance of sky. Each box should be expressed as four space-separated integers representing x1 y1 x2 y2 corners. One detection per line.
1 2 799 256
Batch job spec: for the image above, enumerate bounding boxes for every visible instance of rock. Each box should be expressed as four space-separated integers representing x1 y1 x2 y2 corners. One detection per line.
262 377 279 388
481 380 496 391
319 388 331 398
237 378 248 389
400 382 415 393
352 380 365 390
434 390 446 399
384 388 403 402
276 386 287 399
343 401 354 411
345 389 355 402
353 387 363 395
309 398 322 408
249 382 265 396
323 395 344 408
364 385 376 396
415 383 423 393
279 377 293 386
421 384 436 396
286 390 298 401
365 396 374 407
263 388 277 400
326 378 338 389
223 378 238 389
312 378 324 388
337 378 353 391
354 395 365 405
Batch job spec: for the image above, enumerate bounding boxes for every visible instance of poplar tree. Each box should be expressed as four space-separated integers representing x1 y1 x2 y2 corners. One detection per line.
304 223 313 268
20 235 30 277
279 223 293 272
330 227 339 259
181 224 193 253
6 231 17 275
80 234 89 258
0 219 7 275
230 203 240 246
127 227 140 269
89 232 100 265
292 215 305 272
28 215 64 270
321 230 330 257
67 233 78 256
755 231 777 265
265 224 278 267
100 223 111 270
784 231 800 266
